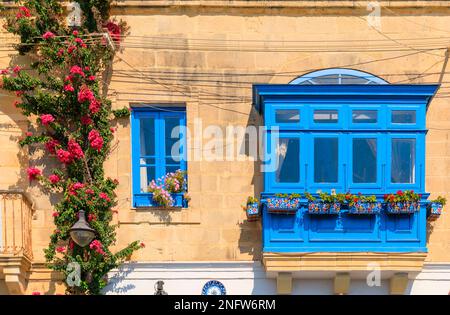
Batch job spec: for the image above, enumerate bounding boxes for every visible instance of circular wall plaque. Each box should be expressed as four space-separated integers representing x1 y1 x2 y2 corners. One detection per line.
201 280 226 295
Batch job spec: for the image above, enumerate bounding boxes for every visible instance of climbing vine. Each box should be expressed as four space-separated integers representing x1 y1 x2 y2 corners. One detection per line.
0 0 142 295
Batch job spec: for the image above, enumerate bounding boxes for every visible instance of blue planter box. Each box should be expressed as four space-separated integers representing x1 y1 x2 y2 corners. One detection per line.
428 202 443 219
387 201 420 214
266 197 300 215
133 193 186 208
348 202 382 215
246 202 260 221
308 202 341 214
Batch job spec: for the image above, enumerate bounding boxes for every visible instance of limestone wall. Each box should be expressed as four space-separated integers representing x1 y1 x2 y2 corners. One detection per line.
0 2 449 268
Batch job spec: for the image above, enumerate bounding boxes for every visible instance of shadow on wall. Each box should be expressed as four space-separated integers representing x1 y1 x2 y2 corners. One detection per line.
102 263 136 294
237 105 264 261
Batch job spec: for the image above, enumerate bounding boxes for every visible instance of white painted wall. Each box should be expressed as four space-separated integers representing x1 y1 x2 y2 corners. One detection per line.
103 262 450 295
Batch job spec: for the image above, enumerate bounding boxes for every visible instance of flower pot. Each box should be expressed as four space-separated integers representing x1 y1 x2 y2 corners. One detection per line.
134 193 185 208
246 202 260 221
386 201 420 214
308 202 341 214
427 202 443 220
266 197 300 215
348 202 381 215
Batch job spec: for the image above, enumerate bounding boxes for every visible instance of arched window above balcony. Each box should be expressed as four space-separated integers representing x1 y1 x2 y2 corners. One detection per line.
289 68 389 85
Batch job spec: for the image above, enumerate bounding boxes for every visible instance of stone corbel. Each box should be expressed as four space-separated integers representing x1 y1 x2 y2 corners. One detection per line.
1 256 31 295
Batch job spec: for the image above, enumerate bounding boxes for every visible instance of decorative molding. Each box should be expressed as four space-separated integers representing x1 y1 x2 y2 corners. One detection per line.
390 272 409 295
262 252 428 274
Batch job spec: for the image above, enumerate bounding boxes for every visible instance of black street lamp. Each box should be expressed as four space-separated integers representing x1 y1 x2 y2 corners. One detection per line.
69 210 95 247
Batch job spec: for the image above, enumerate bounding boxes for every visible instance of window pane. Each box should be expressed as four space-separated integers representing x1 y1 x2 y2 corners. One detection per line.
140 158 155 165
392 110 416 124
139 117 155 156
352 110 378 123
391 139 416 183
314 138 338 183
275 138 300 183
275 109 300 123
314 110 338 123
140 166 155 192
165 117 182 158
353 138 377 183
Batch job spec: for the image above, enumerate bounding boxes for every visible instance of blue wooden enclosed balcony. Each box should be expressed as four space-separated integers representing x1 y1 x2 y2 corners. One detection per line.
252 69 439 257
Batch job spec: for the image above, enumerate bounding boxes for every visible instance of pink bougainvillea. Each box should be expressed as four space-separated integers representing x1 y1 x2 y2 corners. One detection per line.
40 114 55 126
49 174 60 184
78 86 95 103
45 139 60 155
89 240 106 256
88 213 97 222
89 99 101 114
99 192 111 202
88 129 104 151
68 139 84 159
56 149 73 164
27 167 41 180
42 31 55 40
70 65 85 77
56 246 65 253
52 211 59 217
81 115 92 125
64 84 74 92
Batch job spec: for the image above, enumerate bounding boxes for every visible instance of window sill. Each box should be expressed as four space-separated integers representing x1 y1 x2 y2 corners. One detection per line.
133 193 188 208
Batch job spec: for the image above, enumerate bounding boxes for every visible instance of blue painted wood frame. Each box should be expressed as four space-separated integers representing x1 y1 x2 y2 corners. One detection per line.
254 83 438 253
387 104 424 130
131 107 187 208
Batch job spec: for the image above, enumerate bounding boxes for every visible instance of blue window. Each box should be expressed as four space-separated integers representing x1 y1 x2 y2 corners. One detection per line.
253 69 439 254
131 107 187 207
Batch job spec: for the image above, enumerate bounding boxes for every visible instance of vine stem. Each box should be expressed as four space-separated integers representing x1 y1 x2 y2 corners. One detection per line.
83 155 93 185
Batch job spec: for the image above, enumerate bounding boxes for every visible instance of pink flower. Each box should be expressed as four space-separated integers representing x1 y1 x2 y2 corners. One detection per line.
0 69 8 75
88 213 96 222
25 131 32 137
56 246 65 253
64 84 74 92
73 30 79 36
49 174 60 184
85 189 94 195
99 192 111 202
52 211 59 217
45 139 60 155
12 66 21 73
75 38 84 45
81 115 92 125
89 99 101 114
140 242 145 248
15 91 24 97
40 114 55 126
56 149 73 164
64 75 73 82
87 75 96 81
78 86 95 103
31 292 41 296
57 48 64 57
27 167 41 181
70 65 85 77
68 139 84 159
88 129 104 151
13 101 22 108
19 6 31 17
69 240 75 250
42 31 55 40
72 182 85 190
89 240 106 256
67 45 76 54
